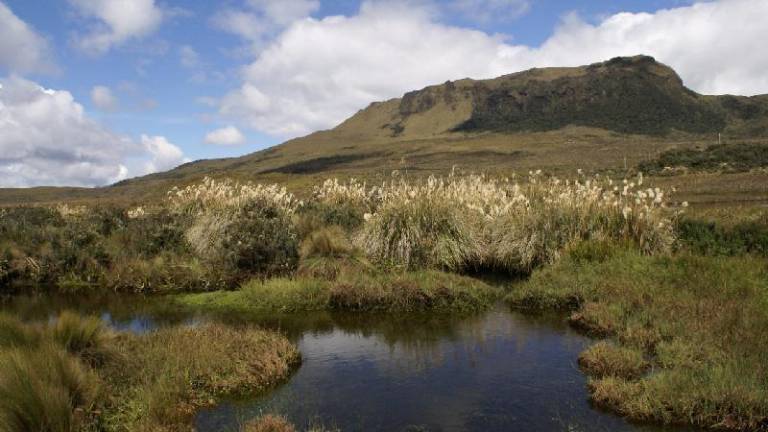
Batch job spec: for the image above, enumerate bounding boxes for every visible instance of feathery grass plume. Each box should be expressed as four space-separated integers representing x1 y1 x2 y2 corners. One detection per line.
483 171 676 272
355 171 675 273
168 176 299 216
356 175 483 270
0 345 99 432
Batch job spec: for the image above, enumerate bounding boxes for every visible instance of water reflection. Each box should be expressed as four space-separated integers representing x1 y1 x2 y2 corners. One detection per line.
2 295 697 432
196 308 695 432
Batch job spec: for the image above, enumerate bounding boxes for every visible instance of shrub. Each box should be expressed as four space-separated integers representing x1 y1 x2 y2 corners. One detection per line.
676 217 768 256
638 142 768 174
182 189 299 279
0 346 99 432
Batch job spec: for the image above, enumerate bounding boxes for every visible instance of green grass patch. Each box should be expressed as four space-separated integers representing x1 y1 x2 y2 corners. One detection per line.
507 246 768 429
639 142 768 174
177 270 500 314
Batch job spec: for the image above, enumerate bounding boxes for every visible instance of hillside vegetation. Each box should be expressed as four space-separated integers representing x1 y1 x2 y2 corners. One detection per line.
2 56 768 208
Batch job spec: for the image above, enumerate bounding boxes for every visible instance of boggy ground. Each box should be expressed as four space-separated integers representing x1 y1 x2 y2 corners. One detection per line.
508 241 768 430
2 173 768 431
0 312 299 432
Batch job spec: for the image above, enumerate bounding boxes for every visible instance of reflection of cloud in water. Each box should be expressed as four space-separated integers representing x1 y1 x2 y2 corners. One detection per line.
195 306 686 432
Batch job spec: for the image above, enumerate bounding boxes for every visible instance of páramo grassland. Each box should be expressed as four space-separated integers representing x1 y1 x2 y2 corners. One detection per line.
2 171 768 431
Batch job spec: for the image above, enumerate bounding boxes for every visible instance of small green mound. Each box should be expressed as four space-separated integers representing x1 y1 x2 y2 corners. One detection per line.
578 342 649 380
177 270 499 314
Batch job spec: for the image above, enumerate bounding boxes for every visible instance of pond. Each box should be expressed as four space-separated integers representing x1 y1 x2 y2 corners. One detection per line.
2 294 696 432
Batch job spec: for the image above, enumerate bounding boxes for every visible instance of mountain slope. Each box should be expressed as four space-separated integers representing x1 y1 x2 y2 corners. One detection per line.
2 55 768 206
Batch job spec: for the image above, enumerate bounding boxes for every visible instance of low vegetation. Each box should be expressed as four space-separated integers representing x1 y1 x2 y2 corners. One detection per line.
4 172 768 431
0 312 299 432
1 172 678 294
639 141 768 174
177 270 498 314
508 243 768 430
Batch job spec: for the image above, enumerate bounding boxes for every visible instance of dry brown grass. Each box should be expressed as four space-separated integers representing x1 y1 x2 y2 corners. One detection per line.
242 415 297 432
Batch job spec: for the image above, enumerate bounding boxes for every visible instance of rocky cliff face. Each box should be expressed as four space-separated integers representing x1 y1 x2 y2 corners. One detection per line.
337 56 768 138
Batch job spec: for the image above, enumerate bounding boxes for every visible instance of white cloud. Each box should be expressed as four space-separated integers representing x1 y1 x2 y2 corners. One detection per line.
0 77 187 187
211 0 320 45
68 0 164 55
0 1 55 74
140 134 188 174
217 0 768 139
204 126 246 146
90 85 118 111
449 0 531 23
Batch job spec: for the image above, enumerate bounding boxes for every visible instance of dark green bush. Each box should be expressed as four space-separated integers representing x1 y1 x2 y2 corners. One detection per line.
297 201 365 233
217 201 299 278
639 142 768 174
676 218 768 256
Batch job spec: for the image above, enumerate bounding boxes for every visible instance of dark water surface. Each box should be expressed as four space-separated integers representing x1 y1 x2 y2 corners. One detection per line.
3 294 694 432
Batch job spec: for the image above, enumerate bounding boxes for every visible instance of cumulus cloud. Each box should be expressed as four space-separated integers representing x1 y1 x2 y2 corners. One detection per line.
90 85 118 111
0 1 55 74
217 0 768 138
68 0 164 55
140 134 188 174
0 77 186 187
211 0 320 45
204 126 246 146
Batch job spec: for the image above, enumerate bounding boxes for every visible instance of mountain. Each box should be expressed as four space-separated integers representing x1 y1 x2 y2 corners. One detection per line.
2 55 768 206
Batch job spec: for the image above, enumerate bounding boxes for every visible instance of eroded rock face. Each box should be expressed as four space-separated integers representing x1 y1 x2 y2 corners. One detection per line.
454 56 727 136
344 55 768 138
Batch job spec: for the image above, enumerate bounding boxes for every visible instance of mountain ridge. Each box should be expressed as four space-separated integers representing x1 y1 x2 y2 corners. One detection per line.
2 55 768 206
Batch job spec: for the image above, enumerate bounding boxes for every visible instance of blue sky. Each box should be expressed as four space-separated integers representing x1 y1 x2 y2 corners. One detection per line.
1 0 766 186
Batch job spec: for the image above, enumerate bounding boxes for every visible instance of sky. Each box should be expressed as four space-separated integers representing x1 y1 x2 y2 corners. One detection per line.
1 0 767 187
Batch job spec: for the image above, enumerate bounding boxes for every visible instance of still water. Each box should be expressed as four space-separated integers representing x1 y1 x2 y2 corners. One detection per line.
3 294 694 432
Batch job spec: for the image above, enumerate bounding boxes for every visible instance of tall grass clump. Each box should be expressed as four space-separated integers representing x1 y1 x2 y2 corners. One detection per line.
0 346 99 432
170 177 300 279
50 311 112 366
354 171 676 273
298 226 370 279
484 172 675 272
299 178 379 233
356 175 486 270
